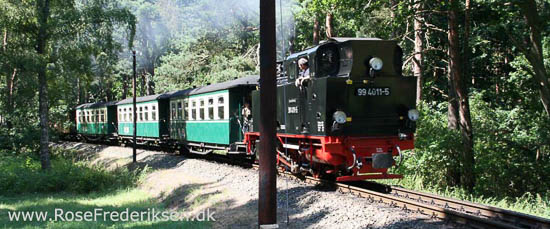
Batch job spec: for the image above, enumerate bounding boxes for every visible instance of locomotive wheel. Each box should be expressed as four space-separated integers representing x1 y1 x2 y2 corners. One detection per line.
311 164 336 181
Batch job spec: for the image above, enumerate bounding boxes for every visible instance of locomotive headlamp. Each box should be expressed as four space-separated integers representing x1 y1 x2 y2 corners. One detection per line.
369 57 384 71
333 111 347 124
408 109 420 121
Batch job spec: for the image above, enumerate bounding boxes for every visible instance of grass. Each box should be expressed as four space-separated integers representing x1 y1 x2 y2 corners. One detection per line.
379 176 550 219
0 189 211 228
0 148 212 228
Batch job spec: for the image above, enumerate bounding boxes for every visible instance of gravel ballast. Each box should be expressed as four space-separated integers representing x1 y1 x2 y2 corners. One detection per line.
55 142 465 229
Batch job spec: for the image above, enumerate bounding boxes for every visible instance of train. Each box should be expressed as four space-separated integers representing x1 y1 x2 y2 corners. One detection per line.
73 38 419 182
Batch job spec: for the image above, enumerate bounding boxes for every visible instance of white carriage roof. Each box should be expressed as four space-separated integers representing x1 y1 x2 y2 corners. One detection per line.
115 91 178 105
170 75 259 98
75 101 117 109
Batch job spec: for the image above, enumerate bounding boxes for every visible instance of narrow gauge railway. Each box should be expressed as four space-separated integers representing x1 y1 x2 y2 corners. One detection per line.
63 140 550 229
73 37 419 182
271 169 550 229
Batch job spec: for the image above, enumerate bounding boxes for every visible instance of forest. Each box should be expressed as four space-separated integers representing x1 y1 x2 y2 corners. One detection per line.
1 0 549 218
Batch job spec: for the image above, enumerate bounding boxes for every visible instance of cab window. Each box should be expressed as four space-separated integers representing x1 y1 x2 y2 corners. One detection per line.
316 44 340 77
287 60 296 80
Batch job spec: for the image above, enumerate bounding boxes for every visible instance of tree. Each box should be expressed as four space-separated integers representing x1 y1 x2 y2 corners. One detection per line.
448 0 475 191
515 0 550 117
36 0 51 170
413 0 424 104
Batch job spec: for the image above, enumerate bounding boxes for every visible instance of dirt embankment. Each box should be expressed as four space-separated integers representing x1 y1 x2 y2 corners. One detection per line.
55 142 456 229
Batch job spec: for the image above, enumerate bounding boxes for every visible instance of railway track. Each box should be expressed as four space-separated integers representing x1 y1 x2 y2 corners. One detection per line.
263 165 550 229
64 141 549 228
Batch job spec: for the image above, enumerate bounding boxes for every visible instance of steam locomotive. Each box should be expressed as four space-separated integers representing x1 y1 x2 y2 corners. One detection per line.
74 38 419 182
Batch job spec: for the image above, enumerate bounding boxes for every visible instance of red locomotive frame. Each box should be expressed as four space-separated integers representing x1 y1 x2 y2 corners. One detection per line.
244 132 414 182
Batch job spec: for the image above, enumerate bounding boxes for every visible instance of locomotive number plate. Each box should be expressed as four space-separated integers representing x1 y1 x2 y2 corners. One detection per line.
355 87 390 96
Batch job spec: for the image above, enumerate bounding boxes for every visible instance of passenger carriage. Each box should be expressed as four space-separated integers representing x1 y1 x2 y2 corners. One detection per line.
75 101 117 141
168 76 259 154
115 94 171 144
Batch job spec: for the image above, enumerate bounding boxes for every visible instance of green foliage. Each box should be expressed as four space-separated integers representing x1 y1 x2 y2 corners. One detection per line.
0 148 147 195
471 94 550 197
394 102 462 188
397 94 550 198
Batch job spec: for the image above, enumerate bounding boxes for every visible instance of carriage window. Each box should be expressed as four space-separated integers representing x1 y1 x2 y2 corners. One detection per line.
151 105 156 121
183 101 188 120
177 102 182 120
199 99 205 120
129 108 133 122
144 106 149 121
208 98 214 120
171 102 177 120
100 110 104 122
123 108 127 122
217 97 225 119
139 107 143 121
191 101 196 120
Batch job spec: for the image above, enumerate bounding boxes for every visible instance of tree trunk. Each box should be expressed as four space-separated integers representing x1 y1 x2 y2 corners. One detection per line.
517 0 550 117
2 29 6 51
464 0 472 86
449 0 475 191
325 12 334 38
413 0 424 104
3 29 15 129
36 0 51 170
122 73 129 99
147 61 155 95
6 68 16 129
141 71 146 96
390 0 399 38
313 16 320 45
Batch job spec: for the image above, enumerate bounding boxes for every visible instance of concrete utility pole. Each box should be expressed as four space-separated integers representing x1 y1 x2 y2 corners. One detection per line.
132 50 137 163
258 0 277 227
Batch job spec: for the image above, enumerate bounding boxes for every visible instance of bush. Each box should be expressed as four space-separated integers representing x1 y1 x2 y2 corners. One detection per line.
394 101 463 189
0 149 147 195
396 94 550 198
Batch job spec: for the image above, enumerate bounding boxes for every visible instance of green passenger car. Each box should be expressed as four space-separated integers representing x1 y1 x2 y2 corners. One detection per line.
116 94 171 141
75 102 117 139
169 76 258 152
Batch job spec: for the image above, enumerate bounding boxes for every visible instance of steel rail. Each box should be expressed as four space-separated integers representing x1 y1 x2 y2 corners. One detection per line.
264 165 549 229
388 186 550 229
